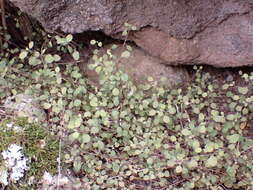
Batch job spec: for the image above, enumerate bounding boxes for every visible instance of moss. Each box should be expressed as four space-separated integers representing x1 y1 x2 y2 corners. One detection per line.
0 117 59 189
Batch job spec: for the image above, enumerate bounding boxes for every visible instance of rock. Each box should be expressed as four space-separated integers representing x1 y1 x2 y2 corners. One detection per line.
3 94 46 122
129 14 253 67
8 0 253 67
80 44 189 87
37 170 81 190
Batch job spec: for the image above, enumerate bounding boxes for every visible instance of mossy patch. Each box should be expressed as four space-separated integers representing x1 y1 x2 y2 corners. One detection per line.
0 117 59 189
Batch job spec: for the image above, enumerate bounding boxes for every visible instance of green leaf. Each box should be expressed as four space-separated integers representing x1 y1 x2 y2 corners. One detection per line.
126 45 133 51
163 115 171 123
99 110 107 117
55 66 60 73
147 76 154 82
72 51 80 61
131 26 137 30
71 71 81 79
19 51 28 59
84 111 92 118
195 147 202 153
192 140 200 149
91 126 99 134
122 30 128 36
95 66 102 74
187 160 198 169
226 166 236 177
227 134 240 144
227 114 235 121
45 54 54 63
121 73 129 82
112 88 120 96
74 99 82 107
66 34 73 42
147 158 153 165
98 42 102 47
28 41 34 49
175 166 183 173
198 113 205 122
170 136 177 142
121 51 130 58
90 97 98 107
69 132 80 140
90 40 96 45
205 156 218 167
111 110 119 119
67 116 82 129
112 162 120 174
213 115 225 123
73 160 82 173
61 87 67 95
53 54 61 62
82 134 91 143
238 87 248 95
43 103 51 109
97 141 104 150
168 106 176 115
204 142 215 153
67 45 73 53
198 125 206 133
182 128 191 136
148 109 156 116
28 56 41 66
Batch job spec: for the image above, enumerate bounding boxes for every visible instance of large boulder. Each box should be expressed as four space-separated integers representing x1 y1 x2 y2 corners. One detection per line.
8 0 253 67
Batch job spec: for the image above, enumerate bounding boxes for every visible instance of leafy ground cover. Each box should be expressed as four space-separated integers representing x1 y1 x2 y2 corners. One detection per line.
0 9 253 190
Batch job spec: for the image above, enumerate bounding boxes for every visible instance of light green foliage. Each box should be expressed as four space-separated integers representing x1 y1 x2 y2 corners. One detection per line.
1 26 253 189
72 51 80 60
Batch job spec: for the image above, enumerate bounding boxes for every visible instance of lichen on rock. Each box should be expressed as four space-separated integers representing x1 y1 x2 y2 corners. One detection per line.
3 94 46 122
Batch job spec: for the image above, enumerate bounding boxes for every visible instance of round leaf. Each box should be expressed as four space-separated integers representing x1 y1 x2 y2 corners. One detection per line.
43 103 51 109
182 128 191 136
227 134 240 144
205 156 218 168
66 34 73 42
163 115 171 123
19 51 28 59
28 41 34 49
175 166 183 173
45 54 54 63
67 116 82 129
82 134 91 143
121 51 130 58
238 87 248 95
72 51 80 61
112 88 120 96
53 54 61 62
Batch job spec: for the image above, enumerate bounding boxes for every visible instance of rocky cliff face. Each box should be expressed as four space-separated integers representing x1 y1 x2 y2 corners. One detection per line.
8 0 253 67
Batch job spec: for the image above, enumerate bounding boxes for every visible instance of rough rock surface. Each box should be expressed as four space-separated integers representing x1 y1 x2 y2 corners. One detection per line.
3 94 46 122
81 44 189 87
129 15 253 67
9 0 253 67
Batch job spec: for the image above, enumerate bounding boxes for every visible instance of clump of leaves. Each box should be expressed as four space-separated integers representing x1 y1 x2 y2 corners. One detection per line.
61 48 253 189
0 118 59 189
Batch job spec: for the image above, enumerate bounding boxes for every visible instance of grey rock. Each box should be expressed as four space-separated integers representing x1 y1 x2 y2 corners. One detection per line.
8 0 253 67
3 94 46 122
